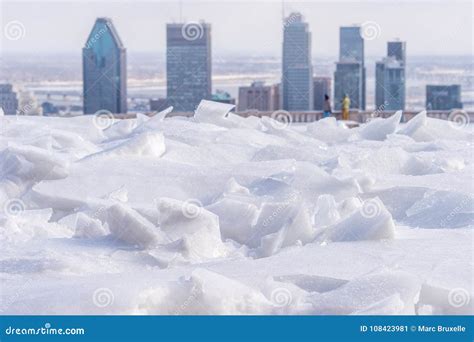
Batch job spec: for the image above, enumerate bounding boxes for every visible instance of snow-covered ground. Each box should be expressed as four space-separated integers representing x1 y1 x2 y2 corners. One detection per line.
0 101 472 315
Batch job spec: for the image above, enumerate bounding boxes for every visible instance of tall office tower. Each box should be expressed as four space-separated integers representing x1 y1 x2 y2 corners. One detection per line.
375 41 406 110
82 18 127 114
387 40 406 65
426 85 463 110
313 77 331 110
334 62 364 110
282 12 313 111
166 22 212 112
0 84 18 115
375 58 405 110
334 26 365 110
237 81 279 112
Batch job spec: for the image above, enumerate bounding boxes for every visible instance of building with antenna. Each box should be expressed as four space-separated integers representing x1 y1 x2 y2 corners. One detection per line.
166 22 212 112
281 12 313 111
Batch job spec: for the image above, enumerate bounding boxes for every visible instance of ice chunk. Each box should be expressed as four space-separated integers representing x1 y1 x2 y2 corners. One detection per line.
105 203 164 249
313 195 341 229
223 177 250 195
398 111 427 137
405 190 474 229
358 111 402 141
399 111 473 142
194 100 235 125
152 106 173 121
133 268 272 314
252 199 314 256
59 212 108 239
321 197 395 242
308 271 420 314
157 198 228 260
0 143 69 181
89 132 166 158
206 197 259 244
306 117 353 144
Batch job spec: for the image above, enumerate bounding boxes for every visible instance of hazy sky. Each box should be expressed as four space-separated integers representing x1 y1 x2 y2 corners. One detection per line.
1 0 472 57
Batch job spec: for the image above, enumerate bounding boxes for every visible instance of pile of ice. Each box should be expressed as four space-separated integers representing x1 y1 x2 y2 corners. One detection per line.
0 101 472 315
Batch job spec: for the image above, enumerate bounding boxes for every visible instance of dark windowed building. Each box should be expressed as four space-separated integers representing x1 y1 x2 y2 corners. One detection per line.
313 77 331 110
166 22 212 112
426 85 463 110
0 84 18 115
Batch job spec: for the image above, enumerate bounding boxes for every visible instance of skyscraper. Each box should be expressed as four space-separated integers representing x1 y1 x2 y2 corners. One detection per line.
237 81 279 112
339 26 364 63
334 26 366 110
375 41 406 110
387 40 406 65
426 85 463 110
82 18 127 114
166 22 212 112
313 77 331 110
0 84 18 115
282 12 313 111
334 62 364 110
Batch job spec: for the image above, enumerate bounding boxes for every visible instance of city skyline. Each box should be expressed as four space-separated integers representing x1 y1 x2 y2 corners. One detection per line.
1 0 472 56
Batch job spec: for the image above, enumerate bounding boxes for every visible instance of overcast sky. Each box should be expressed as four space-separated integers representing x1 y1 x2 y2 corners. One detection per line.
1 0 472 57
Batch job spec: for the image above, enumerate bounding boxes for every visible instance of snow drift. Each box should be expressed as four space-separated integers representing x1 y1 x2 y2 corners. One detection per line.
0 103 472 315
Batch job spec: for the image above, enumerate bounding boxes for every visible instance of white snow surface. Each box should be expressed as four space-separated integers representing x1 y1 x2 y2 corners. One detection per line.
0 103 473 315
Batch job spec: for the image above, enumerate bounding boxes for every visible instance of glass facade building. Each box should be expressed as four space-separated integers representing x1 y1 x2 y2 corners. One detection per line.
335 26 365 110
375 41 406 110
82 17 127 114
282 13 313 111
